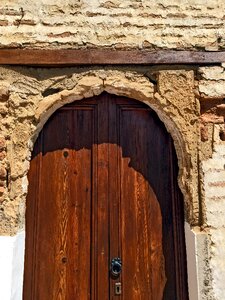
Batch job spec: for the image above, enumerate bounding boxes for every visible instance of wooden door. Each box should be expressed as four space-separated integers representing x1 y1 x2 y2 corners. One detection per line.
23 93 188 299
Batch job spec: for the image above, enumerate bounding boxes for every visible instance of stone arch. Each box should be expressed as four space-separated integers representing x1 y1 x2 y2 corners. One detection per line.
3 69 200 299
30 70 199 225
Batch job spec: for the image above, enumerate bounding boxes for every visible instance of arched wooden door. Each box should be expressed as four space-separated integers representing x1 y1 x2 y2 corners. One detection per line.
23 93 188 300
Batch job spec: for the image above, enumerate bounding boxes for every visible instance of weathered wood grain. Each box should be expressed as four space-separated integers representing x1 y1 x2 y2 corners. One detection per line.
24 93 188 299
0 49 225 65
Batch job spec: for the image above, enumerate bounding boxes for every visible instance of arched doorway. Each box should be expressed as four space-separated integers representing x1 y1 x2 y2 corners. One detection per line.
23 92 188 299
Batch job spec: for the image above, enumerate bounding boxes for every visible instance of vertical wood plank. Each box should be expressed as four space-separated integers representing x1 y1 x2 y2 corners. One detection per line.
23 137 42 300
108 95 121 300
24 93 188 300
119 105 166 300
24 105 95 300
67 108 93 299
95 96 110 299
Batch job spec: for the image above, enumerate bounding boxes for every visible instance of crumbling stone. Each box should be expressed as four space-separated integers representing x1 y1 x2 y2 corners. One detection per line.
0 63 224 299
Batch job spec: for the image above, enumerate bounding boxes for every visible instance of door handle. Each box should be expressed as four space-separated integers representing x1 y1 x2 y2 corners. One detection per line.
110 258 122 277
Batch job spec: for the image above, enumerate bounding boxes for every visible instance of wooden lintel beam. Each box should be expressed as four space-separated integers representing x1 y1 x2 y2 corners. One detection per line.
0 49 225 65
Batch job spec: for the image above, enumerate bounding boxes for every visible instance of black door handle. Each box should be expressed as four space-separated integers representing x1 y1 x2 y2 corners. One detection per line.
110 258 122 277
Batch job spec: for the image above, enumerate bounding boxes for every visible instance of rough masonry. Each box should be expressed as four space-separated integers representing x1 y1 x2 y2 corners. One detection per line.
0 65 224 299
0 0 225 51
0 1 225 299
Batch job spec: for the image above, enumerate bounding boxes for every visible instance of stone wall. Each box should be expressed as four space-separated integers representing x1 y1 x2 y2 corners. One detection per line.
0 67 200 234
0 0 225 50
0 1 225 299
198 66 225 300
0 65 224 299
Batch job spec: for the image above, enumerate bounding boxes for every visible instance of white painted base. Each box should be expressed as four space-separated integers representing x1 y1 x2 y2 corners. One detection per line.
0 232 25 300
185 222 212 300
0 226 204 300
185 222 199 300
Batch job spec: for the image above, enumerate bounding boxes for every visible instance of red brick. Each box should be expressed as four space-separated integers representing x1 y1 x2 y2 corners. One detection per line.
13 19 37 26
209 181 225 187
201 114 224 124
0 20 8 26
47 31 72 38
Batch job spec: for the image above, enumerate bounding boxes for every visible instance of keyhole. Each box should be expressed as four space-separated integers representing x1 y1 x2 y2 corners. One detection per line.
115 282 122 295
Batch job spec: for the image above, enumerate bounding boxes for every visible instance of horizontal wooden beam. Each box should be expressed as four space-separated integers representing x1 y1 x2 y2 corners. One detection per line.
0 49 225 66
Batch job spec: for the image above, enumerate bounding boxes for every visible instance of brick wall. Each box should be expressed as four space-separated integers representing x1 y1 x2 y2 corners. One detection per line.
0 0 225 50
198 66 225 299
202 133 225 300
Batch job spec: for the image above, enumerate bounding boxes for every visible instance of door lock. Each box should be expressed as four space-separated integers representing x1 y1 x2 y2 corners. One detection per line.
110 257 122 277
115 282 122 295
